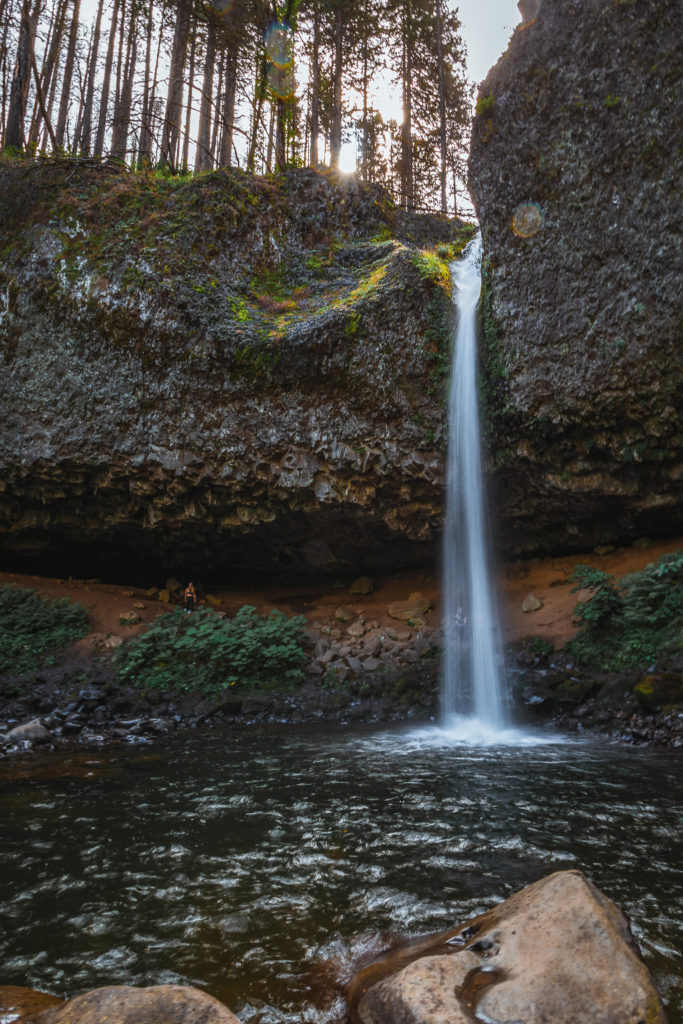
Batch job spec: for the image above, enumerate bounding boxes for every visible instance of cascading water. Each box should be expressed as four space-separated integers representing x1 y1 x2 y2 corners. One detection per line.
442 233 508 735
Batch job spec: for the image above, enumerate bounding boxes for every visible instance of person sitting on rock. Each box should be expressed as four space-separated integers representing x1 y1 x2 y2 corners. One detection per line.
184 582 196 614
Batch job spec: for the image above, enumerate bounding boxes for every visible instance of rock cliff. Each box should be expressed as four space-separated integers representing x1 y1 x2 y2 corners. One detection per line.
469 0 682 555
0 163 466 581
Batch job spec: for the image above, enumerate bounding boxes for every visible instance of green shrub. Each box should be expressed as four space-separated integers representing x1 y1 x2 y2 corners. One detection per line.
113 605 307 696
0 586 89 675
566 552 683 671
476 93 495 116
530 637 554 657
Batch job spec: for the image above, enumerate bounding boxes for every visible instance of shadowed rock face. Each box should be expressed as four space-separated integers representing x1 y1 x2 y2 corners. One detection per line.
0 164 465 582
469 0 683 556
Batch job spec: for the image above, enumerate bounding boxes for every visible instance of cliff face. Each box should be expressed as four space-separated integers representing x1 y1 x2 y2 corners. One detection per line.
469 0 682 555
0 164 467 581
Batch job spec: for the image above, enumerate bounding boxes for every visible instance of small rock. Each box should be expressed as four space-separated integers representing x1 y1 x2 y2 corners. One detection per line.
103 635 124 649
158 589 171 603
145 587 160 599
3 720 51 746
335 605 355 623
349 575 374 595
347 620 366 637
522 593 544 613
593 545 615 555
133 602 145 610
206 594 222 606
362 657 381 671
122 590 136 598
119 612 141 627
388 592 432 621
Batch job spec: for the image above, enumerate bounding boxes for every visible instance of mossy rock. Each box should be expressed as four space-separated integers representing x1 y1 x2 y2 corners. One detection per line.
633 673 683 710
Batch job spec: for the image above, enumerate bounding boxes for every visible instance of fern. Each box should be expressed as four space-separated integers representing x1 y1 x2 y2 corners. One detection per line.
0 586 89 675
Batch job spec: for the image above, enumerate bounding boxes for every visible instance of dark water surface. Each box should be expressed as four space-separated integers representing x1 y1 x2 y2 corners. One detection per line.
1 726 681 1022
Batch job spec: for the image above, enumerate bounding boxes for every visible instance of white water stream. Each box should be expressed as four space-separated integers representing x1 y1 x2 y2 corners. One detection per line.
441 234 509 739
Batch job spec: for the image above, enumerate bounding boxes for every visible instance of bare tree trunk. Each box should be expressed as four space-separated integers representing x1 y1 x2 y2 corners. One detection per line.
400 3 414 210
209 50 223 165
435 0 447 213
218 43 236 167
93 0 120 157
4 0 38 150
181 16 196 171
308 1 320 167
29 4 57 148
55 0 80 148
28 0 57 144
361 35 368 179
143 0 168 165
137 0 154 166
77 0 103 154
246 53 266 173
111 0 136 159
265 101 274 171
329 0 342 169
159 0 191 169
195 11 215 172
71 19 92 148
109 0 126 154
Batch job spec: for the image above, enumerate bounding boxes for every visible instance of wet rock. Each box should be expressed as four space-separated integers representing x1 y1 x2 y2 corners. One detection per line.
349 576 374 595
352 870 666 1024
37 984 240 1023
521 593 543 613
347 620 367 638
3 720 51 746
0 985 63 1021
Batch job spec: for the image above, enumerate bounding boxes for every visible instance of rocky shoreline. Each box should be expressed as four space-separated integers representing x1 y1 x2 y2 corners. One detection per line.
2 616 682 758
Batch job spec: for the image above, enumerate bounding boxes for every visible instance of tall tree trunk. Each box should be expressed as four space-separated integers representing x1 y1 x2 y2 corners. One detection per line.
181 16 196 171
111 0 136 159
55 0 80 148
77 0 103 154
435 0 447 213
28 0 57 144
308 1 320 167
93 0 120 157
329 0 342 169
4 0 38 150
265 101 274 171
40 0 67 149
246 53 266 173
109 0 126 154
28 3 57 148
137 0 154 167
218 43 236 167
361 35 368 179
209 49 223 165
195 12 216 172
71 20 92 148
159 0 191 170
400 4 414 210
142 0 168 165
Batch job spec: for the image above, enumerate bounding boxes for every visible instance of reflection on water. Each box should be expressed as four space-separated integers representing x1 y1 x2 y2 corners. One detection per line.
0 727 681 1022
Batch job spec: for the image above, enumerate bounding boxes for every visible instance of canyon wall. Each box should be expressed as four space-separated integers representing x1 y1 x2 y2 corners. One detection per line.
469 0 682 555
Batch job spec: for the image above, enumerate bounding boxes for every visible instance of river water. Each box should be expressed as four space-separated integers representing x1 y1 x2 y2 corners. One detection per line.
1 727 681 1022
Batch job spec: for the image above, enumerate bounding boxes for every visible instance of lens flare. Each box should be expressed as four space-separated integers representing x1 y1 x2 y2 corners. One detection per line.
518 0 542 27
207 0 234 15
265 22 293 69
267 64 294 101
511 202 544 238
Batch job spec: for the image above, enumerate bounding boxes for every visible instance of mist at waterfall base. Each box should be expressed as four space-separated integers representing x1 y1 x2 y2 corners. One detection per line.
438 235 527 746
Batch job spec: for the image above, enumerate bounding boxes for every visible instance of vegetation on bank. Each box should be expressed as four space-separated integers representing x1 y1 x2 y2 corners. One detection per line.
567 552 683 671
113 605 307 697
0 586 89 675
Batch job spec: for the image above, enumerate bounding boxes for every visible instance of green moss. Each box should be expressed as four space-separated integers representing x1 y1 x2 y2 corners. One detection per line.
476 93 495 116
478 250 510 437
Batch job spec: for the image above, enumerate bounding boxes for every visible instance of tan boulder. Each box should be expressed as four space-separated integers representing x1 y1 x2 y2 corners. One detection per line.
353 870 666 1024
335 605 355 622
349 576 374 595
521 592 543 612
387 592 431 621
36 984 240 1024
3 720 51 745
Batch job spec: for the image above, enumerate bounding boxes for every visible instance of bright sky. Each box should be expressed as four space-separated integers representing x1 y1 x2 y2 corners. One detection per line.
456 0 521 88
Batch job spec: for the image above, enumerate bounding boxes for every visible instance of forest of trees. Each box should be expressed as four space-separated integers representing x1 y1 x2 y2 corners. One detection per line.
0 0 472 212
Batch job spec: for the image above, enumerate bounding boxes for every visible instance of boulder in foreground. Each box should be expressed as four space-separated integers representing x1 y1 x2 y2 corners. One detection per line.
36 984 239 1024
351 870 667 1023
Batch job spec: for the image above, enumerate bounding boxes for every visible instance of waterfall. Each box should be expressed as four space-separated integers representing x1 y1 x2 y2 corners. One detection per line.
441 233 508 732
